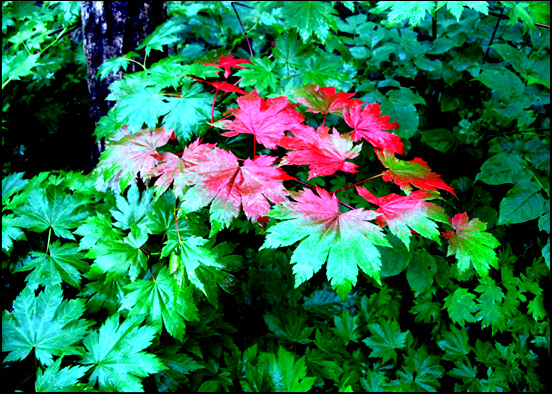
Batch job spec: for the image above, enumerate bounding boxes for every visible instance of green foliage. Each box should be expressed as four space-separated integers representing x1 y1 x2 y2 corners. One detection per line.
2 1 549 392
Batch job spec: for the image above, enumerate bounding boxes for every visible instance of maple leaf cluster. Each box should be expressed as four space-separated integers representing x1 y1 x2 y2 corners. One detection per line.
93 55 499 296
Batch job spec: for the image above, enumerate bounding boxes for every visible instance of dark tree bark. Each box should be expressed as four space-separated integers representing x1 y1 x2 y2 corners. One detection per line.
80 1 167 171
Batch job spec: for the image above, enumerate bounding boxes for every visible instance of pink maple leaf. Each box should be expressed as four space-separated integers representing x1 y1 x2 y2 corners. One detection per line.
279 125 361 179
343 103 403 155
217 92 305 149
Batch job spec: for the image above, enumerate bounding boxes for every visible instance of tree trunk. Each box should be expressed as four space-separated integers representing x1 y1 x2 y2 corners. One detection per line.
80 1 167 171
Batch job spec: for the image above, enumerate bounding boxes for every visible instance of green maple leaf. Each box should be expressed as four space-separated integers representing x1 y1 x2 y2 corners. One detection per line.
262 187 390 299
80 313 167 391
280 1 338 43
2 171 28 209
111 183 154 230
234 57 279 93
264 309 314 344
162 81 214 142
444 287 480 326
474 279 506 335
17 241 89 290
35 357 90 392
442 212 500 276
119 266 198 342
269 346 316 392
374 1 436 27
2 214 26 254
332 310 360 345
437 325 472 361
86 232 149 282
114 85 170 131
2 285 92 366
13 187 88 240
397 346 444 391
75 212 124 251
362 320 409 363
137 20 183 56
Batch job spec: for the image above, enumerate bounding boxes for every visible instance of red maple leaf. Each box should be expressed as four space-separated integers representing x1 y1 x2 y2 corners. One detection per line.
181 149 294 235
204 55 252 79
278 124 361 179
376 149 456 196
343 103 403 154
292 84 364 115
217 92 305 149
356 187 449 248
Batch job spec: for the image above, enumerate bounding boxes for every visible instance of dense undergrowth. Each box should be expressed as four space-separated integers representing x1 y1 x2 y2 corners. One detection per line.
2 1 550 391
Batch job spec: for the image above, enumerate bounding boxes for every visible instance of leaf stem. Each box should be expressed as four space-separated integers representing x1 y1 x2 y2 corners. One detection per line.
332 173 383 193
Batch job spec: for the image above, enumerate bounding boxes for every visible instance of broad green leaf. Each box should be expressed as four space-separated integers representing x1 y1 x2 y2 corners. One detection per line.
447 359 477 384
406 250 437 296
299 51 349 88
80 313 167 391
280 1 338 43
2 285 92 366
475 153 532 185
261 187 390 299
491 43 530 76
380 88 426 139
363 320 409 363
437 325 472 361
472 68 525 104
272 31 309 74
35 357 90 392
17 241 89 291
13 187 88 241
443 287 479 326
269 346 316 392
437 1 489 21
498 180 547 225
119 266 198 341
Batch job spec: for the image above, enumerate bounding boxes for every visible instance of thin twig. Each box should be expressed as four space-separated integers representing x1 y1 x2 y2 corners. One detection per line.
232 2 254 57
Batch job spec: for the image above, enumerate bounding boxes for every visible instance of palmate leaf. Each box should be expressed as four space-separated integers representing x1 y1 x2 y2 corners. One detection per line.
362 320 409 363
80 313 167 391
119 266 198 342
442 212 500 276
16 241 89 291
279 125 361 179
94 126 174 193
376 148 456 196
181 149 293 236
261 187 390 299
343 103 403 154
13 187 88 240
2 285 92 366
269 346 316 392
35 357 90 392
218 92 305 149
357 187 449 249
279 1 338 43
